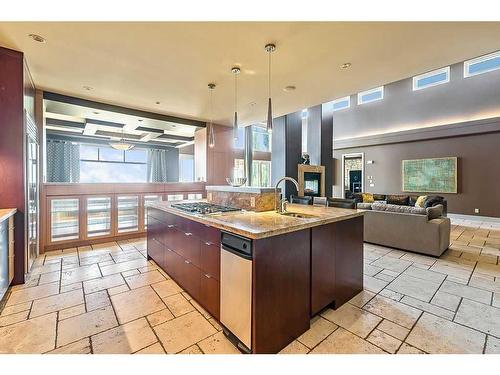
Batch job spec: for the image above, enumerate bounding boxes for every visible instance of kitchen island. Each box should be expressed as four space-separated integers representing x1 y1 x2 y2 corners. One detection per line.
146 201 364 353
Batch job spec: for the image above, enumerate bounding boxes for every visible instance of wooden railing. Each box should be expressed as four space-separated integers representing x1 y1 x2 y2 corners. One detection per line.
41 182 206 252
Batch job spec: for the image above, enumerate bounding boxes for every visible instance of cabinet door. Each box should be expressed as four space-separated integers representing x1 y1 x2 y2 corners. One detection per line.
200 241 220 280
311 224 336 316
179 258 201 300
199 273 220 319
8 218 14 283
175 230 200 267
147 235 165 269
165 247 180 279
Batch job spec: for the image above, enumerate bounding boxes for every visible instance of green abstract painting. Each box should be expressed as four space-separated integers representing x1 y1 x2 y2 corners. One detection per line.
402 157 457 193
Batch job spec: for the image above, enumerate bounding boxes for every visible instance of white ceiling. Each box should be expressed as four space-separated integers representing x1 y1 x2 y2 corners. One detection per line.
1 22 500 126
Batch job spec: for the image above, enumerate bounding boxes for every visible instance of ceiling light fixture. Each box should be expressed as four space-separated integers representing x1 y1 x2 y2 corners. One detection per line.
155 101 161 105
231 66 241 141
83 86 93 91
207 83 216 148
28 34 46 43
341 62 352 69
283 85 296 92
109 128 134 151
265 43 276 133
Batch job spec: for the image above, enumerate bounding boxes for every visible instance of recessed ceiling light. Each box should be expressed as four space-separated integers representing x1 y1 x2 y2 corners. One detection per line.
341 62 352 69
138 119 143 122
283 85 296 92
83 86 93 91
92 111 99 115
28 34 46 43
155 101 161 105
249 102 257 107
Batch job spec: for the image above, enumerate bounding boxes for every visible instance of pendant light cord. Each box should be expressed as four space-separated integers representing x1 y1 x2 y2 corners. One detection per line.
234 73 238 114
268 50 272 98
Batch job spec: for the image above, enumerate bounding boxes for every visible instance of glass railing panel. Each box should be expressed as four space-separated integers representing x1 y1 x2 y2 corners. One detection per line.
87 197 112 237
51 198 79 242
144 195 161 229
117 195 139 233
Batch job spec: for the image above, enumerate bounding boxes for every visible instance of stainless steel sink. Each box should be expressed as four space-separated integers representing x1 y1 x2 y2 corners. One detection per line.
280 212 318 219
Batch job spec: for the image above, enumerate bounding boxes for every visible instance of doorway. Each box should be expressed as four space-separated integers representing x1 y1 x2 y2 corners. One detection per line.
341 153 364 198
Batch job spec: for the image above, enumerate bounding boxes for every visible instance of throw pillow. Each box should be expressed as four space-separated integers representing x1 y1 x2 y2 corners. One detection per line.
424 195 444 208
426 204 443 219
352 193 363 203
415 195 428 208
408 195 420 206
362 193 374 203
373 194 386 201
386 195 410 205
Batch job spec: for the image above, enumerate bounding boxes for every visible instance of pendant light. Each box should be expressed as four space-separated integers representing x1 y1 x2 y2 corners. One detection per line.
265 43 276 133
207 83 216 148
231 66 241 141
110 128 134 151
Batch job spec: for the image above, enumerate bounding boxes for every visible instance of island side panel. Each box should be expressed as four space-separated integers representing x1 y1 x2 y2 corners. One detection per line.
311 216 364 315
332 216 364 308
252 229 311 354
310 223 337 316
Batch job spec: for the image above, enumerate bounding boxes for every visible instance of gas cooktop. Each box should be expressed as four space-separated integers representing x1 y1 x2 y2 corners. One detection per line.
171 202 241 215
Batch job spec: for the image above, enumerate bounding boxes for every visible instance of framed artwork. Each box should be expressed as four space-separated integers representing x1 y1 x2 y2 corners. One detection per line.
402 157 457 193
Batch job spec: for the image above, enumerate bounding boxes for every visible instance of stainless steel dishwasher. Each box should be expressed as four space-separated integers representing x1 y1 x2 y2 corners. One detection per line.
220 231 253 353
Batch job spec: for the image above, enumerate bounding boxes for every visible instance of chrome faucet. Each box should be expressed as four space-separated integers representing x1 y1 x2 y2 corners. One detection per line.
275 177 300 214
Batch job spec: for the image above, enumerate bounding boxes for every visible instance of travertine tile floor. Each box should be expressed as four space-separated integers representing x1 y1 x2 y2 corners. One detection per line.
1 217 500 354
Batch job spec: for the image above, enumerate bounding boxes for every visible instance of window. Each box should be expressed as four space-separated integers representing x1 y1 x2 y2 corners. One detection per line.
332 96 350 111
80 144 147 183
51 198 79 241
87 197 111 237
301 116 308 154
251 160 271 187
233 127 245 149
179 154 194 182
234 159 245 179
413 67 450 91
187 193 202 200
252 126 271 152
357 86 384 105
167 194 184 201
464 51 500 78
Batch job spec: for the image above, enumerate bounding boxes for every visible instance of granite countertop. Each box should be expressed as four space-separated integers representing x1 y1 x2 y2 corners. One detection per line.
206 185 278 194
148 201 363 239
0 208 17 223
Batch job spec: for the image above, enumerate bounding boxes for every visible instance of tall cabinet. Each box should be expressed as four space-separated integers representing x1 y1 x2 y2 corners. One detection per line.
0 46 40 285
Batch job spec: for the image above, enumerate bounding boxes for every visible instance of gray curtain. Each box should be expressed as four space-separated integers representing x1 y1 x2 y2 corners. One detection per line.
148 149 168 182
46 140 80 182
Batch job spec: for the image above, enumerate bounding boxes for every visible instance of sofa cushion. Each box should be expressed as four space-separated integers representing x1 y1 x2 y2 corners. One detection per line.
426 204 443 220
362 193 374 203
424 195 444 208
372 202 427 215
408 195 420 206
352 193 363 203
373 194 386 201
357 203 373 209
415 195 428 208
386 195 410 206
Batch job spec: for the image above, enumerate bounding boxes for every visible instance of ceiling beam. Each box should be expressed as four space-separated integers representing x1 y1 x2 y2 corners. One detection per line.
44 91 206 128
46 131 181 149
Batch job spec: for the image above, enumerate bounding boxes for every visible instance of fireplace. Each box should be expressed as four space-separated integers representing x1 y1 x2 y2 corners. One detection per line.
298 165 325 197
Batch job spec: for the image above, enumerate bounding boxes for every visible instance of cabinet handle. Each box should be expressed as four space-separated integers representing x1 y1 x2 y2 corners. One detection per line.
184 260 191 264
204 274 211 279
185 232 192 236
205 242 213 246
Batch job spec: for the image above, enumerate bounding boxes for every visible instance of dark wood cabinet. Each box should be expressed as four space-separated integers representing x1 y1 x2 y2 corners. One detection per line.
147 208 221 319
311 216 364 315
199 273 220 319
200 241 220 280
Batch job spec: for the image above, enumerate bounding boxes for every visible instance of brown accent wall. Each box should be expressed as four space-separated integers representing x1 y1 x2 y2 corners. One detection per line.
333 131 500 218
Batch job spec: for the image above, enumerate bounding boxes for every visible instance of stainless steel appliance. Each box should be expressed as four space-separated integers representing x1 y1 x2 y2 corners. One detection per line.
220 231 253 353
171 202 240 215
